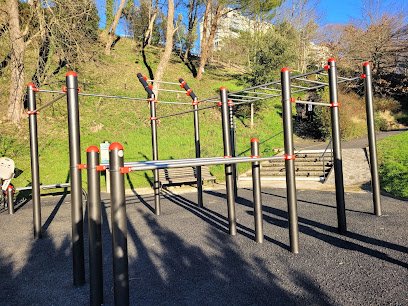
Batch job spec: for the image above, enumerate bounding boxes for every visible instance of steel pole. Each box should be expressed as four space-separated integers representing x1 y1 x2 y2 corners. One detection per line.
220 87 237 235
27 83 42 238
87 146 104 306
193 100 204 207
327 59 347 234
66 71 85 286
363 62 382 216
149 94 161 215
280 68 299 254
251 138 263 243
109 143 129 306
7 186 14 215
229 103 238 199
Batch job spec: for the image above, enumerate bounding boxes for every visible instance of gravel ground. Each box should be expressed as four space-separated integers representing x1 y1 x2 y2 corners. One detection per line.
0 187 407 305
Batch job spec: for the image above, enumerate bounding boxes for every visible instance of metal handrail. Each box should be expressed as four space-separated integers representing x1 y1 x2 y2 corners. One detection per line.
320 138 333 178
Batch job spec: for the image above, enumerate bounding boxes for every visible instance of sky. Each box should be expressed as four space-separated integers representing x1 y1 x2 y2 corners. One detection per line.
95 0 408 40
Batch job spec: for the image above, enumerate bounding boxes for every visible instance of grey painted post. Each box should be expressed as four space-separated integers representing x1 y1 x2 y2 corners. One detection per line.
220 87 237 235
251 138 263 243
109 142 129 306
179 78 203 208
66 71 85 286
7 186 14 215
280 67 299 254
27 83 41 238
327 58 347 234
363 62 382 216
86 146 104 306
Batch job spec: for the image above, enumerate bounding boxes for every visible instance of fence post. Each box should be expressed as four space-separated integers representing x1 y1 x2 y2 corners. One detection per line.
327 59 347 234
66 71 85 286
109 142 129 306
179 78 203 208
362 62 382 216
280 67 299 254
251 138 263 243
27 83 42 238
220 87 237 235
86 146 104 306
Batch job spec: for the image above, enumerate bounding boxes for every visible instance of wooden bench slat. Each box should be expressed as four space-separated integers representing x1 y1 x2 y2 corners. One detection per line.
158 165 216 186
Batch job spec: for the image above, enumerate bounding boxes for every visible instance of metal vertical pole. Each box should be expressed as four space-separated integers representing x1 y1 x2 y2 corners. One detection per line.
86 146 104 306
251 138 263 243
149 94 161 215
363 62 382 216
7 186 14 215
137 73 161 215
280 67 299 254
229 102 238 199
327 58 347 234
179 78 203 208
109 142 129 306
193 99 204 207
220 87 237 235
66 71 85 286
27 83 42 238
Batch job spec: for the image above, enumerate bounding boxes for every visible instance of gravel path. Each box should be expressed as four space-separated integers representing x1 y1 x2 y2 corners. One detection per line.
0 187 407 305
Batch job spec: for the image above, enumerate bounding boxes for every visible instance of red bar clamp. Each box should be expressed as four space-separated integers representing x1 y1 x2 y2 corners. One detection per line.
284 154 295 160
77 164 87 170
120 167 131 174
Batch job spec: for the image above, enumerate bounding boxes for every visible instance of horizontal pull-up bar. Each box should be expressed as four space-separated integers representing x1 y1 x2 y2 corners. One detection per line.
294 99 332 107
120 155 282 172
145 79 180 85
156 104 216 120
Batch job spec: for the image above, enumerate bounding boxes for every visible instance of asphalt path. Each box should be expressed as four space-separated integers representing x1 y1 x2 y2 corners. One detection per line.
0 187 407 305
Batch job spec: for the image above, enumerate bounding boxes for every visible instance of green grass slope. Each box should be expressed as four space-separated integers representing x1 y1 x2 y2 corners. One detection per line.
377 131 408 199
1 39 284 190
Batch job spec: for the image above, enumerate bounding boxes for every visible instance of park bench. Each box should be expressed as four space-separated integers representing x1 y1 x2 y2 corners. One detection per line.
158 165 216 186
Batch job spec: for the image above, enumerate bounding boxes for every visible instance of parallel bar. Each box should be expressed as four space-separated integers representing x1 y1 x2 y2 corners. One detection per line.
109 143 129 306
37 89 65 94
363 62 382 216
251 139 263 243
327 59 347 234
155 88 186 94
220 87 237 236
27 83 42 239
66 71 85 286
281 67 299 254
86 147 103 306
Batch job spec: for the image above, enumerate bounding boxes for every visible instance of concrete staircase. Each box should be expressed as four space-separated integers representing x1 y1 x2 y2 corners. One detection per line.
240 150 333 182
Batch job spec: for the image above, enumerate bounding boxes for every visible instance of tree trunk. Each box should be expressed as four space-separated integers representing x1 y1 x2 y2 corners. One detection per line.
105 0 127 55
7 0 25 124
196 3 222 80
152 0 175 97
143 9 157 47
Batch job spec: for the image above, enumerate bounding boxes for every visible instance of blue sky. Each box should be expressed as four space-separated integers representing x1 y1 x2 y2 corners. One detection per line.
96 0 408 36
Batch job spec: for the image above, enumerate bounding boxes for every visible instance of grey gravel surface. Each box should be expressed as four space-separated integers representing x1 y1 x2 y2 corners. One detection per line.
0 188 407 305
